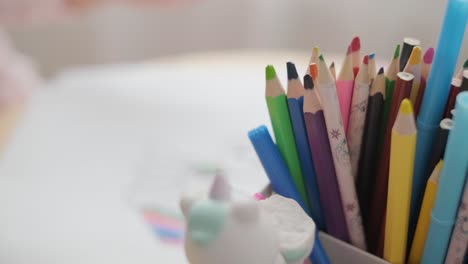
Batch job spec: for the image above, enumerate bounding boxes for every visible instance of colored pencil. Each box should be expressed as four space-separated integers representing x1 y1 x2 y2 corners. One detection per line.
412 2 468 260
461 70 468 92
337 45 355 134
422 92 468 264
265 65 308 206
415 48 435 116
310 63 318 81
357 67 385 228
443 78 462 118
347 55 371 180
350 37 361 77
399 37 421 71
330 62 336 80
404 46 422 105
303 74 349 242
445 166 468 264
427 118 452 184
384 99 417 264
455 58 468 80
377 44 400 158
408 161 443 264
368 53 376 82
286 62 325 230
317 54 366 250
367 71 414 255
307 47 320 75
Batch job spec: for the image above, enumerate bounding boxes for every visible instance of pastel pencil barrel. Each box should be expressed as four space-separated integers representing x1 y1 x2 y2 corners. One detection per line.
317 54 366 250
265 65 308 206
337 44 355 133
367 72 414 255
303 74 349 242
445 167 468 264
286 62 325 230
422 92 468 264
248 125 309 214
357 67 385 227
408 161 443 264
347 55 371 180
384 99 417 264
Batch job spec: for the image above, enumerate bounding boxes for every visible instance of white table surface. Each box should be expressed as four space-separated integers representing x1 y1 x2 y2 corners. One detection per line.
0 50 327 264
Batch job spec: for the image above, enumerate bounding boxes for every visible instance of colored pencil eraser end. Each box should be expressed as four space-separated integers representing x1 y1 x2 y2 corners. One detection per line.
266 65 277 80
400 99 414 114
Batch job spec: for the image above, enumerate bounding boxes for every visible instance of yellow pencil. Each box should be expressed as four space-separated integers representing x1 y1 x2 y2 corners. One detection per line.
408 160 443 264
403 46 422 105
384 99 417 264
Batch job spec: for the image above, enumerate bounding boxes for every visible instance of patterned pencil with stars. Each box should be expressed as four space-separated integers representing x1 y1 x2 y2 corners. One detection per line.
317 54 367 250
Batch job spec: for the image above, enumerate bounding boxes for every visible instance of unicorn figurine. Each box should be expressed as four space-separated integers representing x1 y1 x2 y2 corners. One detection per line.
180 175 316 264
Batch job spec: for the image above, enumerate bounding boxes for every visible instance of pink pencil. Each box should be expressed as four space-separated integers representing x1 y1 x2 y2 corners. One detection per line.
336 45 355 134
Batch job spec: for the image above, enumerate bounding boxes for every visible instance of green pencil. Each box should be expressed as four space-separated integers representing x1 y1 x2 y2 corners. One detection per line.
265 65 308 206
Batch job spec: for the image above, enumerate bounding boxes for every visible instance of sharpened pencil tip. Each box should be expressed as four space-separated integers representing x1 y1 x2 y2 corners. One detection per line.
309 63 318 81
286 62 298 80
369 53 375 59
319 54 324 61
265 65 276 80
378 67 384 75
363 55 369 64
351 36 361 52
463 58 468 68
399 99 413 114
303 74 314 90
408 46 422 65
330 61 335 68
393 44 401 60
423 48 435 64
313 47 319 54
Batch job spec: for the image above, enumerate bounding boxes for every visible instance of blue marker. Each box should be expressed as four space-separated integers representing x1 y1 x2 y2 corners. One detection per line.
286 62 325 231
422 92 468 264
409 0 468 244
249 125 330 264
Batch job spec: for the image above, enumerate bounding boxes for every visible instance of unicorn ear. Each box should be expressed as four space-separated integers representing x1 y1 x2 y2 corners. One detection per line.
232 201 259 223
209 172 231 201
180 195 196 219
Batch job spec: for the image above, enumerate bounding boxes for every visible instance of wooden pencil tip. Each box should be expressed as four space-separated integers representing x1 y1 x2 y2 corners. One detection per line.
399 99 413 114
436 160 443 170
313 47 319 54
363 55 369 65
303 74 314 90
369 53 375 59
378 67 384 75
309 63 318 81
408 46 422 65
351 36 361 52
319 54 324 61
286 62 298 80
463 58 468 68
423 48 435 64
393 44 401 60
330 61 335 68
265 65 276 80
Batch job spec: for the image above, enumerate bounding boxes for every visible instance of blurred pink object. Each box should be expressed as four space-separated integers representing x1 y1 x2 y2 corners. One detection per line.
0 29 39 107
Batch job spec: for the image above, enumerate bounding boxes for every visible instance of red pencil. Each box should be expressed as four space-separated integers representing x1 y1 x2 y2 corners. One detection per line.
350 37 361 78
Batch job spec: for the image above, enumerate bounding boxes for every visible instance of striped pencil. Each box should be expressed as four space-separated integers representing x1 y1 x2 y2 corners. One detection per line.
317 54 366 250
265 65 308 206
286 62 325 230
384 99 417 264
415 48 435 116
367 72 414 255
350 37 361 77
303 74 349 242
357 67 385 228
347 55 371 180
404 46 422 105
400 37 421 71
337 45 355 134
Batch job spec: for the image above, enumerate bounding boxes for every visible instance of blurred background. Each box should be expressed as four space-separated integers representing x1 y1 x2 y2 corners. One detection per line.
0 0 467 263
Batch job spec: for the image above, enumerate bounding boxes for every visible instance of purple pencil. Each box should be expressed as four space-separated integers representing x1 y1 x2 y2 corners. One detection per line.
303 74 350 242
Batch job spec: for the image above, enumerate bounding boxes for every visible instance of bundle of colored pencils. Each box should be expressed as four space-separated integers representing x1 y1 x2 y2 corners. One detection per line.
249 15 468 262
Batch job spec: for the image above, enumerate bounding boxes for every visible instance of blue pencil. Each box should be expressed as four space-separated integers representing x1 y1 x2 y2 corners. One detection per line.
286 62 325 231
409 0 468 243
421 92 468 264
248 125 330 264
